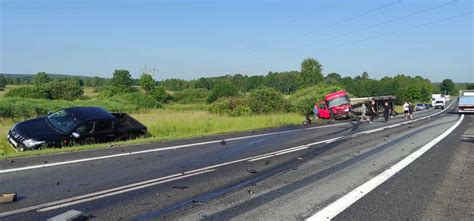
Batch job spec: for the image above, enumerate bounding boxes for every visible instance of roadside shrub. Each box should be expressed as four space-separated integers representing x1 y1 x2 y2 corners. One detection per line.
290 85 343 115
207 81 239 103
209 97 251 116
109 92 161 109
0 97 145 119
47 81 84 100
247 87 286 114
5 86 50 99
150 87 172 103
5 81 84 101
174 88 209 104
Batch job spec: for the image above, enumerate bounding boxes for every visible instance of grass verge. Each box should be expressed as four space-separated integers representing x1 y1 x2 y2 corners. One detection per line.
0 109 303 159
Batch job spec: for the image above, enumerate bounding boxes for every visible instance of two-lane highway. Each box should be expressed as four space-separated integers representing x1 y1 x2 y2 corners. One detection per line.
1 101 469 220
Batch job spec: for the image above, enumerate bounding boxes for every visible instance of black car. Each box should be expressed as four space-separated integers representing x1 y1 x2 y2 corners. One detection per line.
7 107 147 151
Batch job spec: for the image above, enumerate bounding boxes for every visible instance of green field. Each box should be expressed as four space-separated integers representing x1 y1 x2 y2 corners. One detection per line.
0 105 302 158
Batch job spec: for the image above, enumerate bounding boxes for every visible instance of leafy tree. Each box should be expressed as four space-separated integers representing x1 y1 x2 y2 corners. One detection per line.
439 79 456 95
139 73 156 95
248 87 286 114
0 74 7 90
150 87 171 103
107 69 136 95
195 77 211 90
47 80 84 100
207 81 239 103
466 83 474 90
325 72 341 85
33 72 50 86
263 71 301 94
245 75 265 91
300 58 323 87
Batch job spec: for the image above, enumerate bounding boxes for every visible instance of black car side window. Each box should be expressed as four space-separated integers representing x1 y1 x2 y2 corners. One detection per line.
94 121 113 133
76 122 94 134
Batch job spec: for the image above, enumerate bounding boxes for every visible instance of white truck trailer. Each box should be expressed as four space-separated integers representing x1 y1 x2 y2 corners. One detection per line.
458 90 474 113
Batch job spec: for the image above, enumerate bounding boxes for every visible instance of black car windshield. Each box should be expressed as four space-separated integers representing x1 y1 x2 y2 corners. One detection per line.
328 96 350 108
46 110 78 133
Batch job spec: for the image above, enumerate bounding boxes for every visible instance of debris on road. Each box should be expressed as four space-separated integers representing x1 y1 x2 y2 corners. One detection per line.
220 140 226 145
248 189 254 194
0 193 17 204
297 157 304 161
173 186 189 190
265 160 271 165
246 169 258 174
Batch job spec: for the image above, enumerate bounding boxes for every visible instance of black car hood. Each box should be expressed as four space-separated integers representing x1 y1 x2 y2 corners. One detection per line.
11 117 68 141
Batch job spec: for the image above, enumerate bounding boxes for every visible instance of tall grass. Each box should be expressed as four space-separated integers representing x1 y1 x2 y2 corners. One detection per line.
0 107 303 158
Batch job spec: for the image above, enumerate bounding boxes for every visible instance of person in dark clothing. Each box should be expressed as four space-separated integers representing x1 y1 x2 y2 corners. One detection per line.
383 101 391 123
369 99 376 123
408 102 413 120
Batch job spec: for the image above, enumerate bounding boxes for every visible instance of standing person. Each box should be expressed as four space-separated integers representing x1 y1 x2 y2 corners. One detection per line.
408 102 413 120
360 103 368 122
369 99 376 123
383 101 391 123
403 101 410 119
313 104 319 120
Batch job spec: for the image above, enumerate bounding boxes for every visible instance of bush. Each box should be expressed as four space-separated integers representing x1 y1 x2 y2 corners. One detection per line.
247 87 286 114
150 87 172 103
209 97 251 116
5 81 84 101
0 98 143 119
290 85 343 115
47 81 84 100
5 86 50 99
207 81 239 103
174 88 209 104
109 92 161 109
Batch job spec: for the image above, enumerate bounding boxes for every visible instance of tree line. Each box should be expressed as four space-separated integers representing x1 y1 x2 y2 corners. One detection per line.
1 57 471 109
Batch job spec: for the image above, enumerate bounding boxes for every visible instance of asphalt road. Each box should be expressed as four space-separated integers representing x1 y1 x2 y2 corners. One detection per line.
1 101 470 220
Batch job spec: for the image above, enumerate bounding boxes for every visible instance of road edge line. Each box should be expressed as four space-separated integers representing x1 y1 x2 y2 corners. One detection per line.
306 113 464 221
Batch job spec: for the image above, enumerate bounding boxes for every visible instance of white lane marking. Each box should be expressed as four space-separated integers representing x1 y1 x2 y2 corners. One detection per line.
307 114 464 221
0 169 215 218
2 101 453 175
0 123 352 174
0 103 456 218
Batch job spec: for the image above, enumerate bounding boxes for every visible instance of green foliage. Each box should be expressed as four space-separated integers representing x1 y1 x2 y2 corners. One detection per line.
290 85 343 115
5 80 84 101
0 75 7 90
439 79 457 95
150 87 172 103
325 73 342 85
33 72 50 86
300 58 323 87
160 78 190 91
245 75 265 92
105 69 136 96
263 71 301 94
5 86 50 99
174 88 209 104
47 80 84 100
247 87 287 114
139 73 156 95
466 83 474 90
209 97 251 117
109 92 161 109
0 98 141 119
207 81 239 103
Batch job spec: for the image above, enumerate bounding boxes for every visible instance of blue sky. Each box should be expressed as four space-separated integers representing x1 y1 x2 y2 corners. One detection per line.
1 0 472 82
